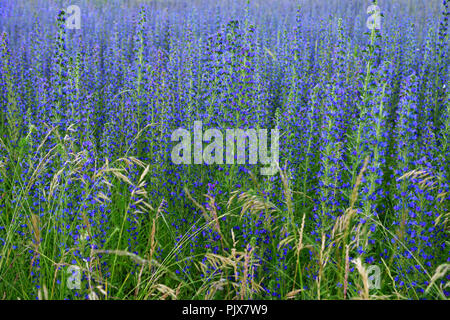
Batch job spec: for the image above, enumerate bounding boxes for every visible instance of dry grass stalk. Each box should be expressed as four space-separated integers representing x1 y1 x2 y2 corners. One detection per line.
204 194 223 237
333 156 369 240
292 213 307 292
154 283 177 300
317 233 326 300
136 199 164 297
232 190 277 223
241 244 253 300
28 214 41 271
30 214 40 249
197 232 262 300
278 162 293 219
352 257 369 300
425 264 450 295
198 251 240 299
343 244 350 299
286 289 302 299
37 284 48 300
397 169 440 191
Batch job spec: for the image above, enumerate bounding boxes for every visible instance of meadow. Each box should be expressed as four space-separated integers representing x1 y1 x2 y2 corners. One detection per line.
0 0 448 300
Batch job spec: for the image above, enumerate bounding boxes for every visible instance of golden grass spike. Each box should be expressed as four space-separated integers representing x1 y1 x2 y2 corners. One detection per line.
112 170 133 185
286 289 302 299
425 264 450 295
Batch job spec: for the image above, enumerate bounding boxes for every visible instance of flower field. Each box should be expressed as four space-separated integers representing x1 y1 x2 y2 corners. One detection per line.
0 0 448 300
